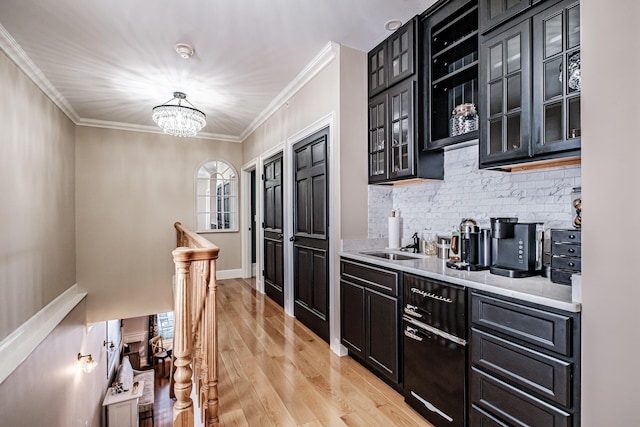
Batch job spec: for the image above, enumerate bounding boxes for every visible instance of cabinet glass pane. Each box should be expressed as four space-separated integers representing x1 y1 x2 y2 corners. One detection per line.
507 74 521 111
378 71 384 86
401 53 409 73
379 51 384 66
401 32 408 50
507 115 521 150
506 34 521 73
393 147 400 172
371 55 377 69
490 44 503 80
490 0 503 19
490 119 503 154
545 57 563 100
378 129 385 150
568 97 581 139
490 81 503 115
544 102 563 143
392 95 400 120
544 14 563 59
507 0 521 9
567 5 580 49
378 103 385 125
392 59 400 77
393 38 400 56
401 91 410 116
393 122 400 146
401 118 409 144
402 144 409 169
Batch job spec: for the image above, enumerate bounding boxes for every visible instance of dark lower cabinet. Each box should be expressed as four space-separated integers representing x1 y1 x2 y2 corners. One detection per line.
469 291 580 426
340 259 401 388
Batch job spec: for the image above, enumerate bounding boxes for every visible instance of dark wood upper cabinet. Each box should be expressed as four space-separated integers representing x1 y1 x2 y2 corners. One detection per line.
367 17 444 184
424 0 480 150
479 0 581 170
479 0 532 34
368 18 417 97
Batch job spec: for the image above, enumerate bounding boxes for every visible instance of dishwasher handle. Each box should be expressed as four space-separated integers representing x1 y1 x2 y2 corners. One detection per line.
404 325 433 342
404 304 431 319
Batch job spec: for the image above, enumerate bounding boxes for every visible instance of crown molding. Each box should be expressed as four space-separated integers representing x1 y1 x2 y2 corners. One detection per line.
1 21 339 144
0 23 80 124
239 41 340 142
76 118 242 143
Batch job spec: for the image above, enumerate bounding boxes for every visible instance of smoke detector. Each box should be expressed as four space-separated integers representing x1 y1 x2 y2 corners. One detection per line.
175 43 195 59
384 19 403 31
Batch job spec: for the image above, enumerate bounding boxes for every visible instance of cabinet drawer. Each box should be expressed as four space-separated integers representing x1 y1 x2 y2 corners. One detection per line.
550 268 573 285
341 260 398 297
551 256 581 271
551 229 581 244
472 328 572 407
469 404 509 427
471 293 572 356
552 243 581 257
471 367 572 427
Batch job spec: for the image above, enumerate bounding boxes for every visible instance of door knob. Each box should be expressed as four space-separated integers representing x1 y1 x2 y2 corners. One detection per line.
289 236 296 242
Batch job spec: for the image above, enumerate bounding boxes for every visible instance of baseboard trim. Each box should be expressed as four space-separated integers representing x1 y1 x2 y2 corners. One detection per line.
0 284 87 384
217 269 243 280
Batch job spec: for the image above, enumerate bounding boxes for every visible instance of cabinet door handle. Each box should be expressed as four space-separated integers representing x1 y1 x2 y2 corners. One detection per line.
404 304 423 318
568 248 575 253
404 327 423 342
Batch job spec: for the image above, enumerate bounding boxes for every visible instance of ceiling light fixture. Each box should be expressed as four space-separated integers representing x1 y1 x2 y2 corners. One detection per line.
152 92 207 138
384 19 403 31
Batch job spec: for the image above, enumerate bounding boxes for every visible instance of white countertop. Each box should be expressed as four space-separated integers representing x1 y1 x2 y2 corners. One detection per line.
340 250 581 313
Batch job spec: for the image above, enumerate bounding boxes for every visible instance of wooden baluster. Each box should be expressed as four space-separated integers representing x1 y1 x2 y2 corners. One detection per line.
172 250 194 427
206 258 219 426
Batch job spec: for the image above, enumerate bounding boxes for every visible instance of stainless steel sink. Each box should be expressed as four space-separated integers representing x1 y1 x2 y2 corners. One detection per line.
363 251 421 261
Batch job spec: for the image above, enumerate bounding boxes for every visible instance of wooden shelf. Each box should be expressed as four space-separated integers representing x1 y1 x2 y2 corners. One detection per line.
428 131 479 150
432 61 478 87
432 5 479 38
432 30 478 60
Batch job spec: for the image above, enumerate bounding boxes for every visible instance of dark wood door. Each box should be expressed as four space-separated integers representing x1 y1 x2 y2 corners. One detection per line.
263 153 284 307
292 127 330 342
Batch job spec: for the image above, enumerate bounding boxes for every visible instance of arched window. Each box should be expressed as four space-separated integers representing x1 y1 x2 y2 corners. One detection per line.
195 160 238 232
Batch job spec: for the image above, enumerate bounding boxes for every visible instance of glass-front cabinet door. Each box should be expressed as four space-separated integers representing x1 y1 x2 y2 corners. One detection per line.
532 0 581 156
479 20 531 166
388 18 416 87
388 78 415 180
479 0 531 34
368 93 388 183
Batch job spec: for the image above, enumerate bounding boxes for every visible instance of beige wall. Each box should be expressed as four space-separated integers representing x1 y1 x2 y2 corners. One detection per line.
0 299 109 427
339 46 368 240
0 50 77 341
581 0 640 425
75 127 243 323
242 45 369 242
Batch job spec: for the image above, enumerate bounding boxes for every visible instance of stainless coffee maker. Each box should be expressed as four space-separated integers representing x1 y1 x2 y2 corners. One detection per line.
490 217 543 278
447 219 492 270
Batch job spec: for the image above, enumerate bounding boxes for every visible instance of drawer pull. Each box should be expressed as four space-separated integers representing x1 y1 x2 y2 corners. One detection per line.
405 327 424 342
568 262 575 267
404 304 424 318
569 234 576 239
568 248 575 253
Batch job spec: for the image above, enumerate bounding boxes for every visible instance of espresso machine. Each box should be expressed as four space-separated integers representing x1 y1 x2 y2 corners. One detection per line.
490 217 543 278
447 219 492 271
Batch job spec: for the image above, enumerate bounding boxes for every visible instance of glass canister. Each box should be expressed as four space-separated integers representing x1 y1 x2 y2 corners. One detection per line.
450 103 479 137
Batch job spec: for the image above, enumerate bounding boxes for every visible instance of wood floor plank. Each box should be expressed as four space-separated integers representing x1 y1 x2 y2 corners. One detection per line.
150 277 434 427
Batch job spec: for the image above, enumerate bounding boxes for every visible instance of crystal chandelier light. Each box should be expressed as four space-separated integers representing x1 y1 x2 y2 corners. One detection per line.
152 92 206 137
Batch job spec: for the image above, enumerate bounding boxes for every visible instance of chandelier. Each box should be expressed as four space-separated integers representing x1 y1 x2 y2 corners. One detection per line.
152 92 206 137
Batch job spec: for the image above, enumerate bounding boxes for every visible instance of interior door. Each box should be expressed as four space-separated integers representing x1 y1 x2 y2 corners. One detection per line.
292 127 330 343
263 153 284 307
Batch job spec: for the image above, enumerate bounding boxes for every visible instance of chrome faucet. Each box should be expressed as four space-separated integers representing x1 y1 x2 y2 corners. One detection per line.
401 232 420 253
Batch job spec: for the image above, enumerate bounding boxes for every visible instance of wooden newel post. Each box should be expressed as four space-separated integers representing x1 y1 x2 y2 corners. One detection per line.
172 249 194 427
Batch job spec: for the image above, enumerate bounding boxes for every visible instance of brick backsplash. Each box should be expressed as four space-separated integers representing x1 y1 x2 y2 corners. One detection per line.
368 144 581 240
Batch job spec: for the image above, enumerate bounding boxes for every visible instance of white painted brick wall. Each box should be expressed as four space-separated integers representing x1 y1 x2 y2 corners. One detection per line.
368 144 581 240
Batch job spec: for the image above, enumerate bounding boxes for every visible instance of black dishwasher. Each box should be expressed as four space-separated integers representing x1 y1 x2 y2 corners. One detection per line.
403 273 467 427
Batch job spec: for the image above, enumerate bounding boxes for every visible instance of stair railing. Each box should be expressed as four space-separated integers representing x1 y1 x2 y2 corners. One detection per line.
172 221 220 427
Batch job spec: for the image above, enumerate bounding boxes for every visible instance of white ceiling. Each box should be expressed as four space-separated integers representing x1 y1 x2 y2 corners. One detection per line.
0 0 436 141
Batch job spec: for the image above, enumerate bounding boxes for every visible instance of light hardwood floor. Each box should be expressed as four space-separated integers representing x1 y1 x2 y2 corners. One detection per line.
145 277 434 427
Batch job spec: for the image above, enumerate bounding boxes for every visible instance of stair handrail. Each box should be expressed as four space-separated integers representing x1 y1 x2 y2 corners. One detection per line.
172 222 220 427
